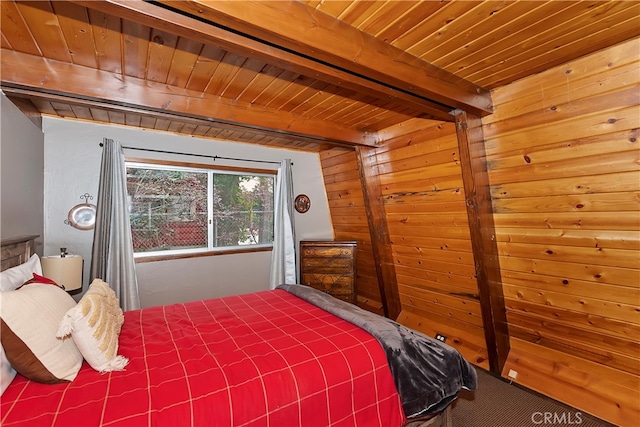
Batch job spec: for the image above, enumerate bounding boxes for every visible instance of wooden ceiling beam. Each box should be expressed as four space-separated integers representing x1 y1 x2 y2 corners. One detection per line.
159 0 493 116
69 0 454 121
2 89 349 151
0 49 375 147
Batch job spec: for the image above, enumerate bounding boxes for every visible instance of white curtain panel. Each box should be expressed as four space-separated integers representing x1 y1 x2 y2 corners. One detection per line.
269 159 296 289
90 138 140 311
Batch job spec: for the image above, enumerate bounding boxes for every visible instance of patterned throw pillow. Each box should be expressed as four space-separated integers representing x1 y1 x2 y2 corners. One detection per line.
57 279 128 373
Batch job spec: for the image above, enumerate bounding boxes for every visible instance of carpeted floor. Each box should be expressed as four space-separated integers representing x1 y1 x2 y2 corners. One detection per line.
445 368 615 427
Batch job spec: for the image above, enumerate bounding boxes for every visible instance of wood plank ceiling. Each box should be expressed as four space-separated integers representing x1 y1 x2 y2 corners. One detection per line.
2 0 638 151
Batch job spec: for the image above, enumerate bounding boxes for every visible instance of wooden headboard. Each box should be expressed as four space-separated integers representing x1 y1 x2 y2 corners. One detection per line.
1 235 38 271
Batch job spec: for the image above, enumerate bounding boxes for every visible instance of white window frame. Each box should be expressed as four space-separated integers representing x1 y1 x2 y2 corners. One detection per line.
126 161 275 259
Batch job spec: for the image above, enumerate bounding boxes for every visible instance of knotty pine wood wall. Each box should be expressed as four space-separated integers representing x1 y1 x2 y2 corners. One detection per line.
485 39 639 426
320 38 638 425
319 149 385 316
375 120 489 370
320 120 489 370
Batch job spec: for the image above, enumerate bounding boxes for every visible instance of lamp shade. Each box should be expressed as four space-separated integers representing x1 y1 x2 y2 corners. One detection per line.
41 255 83 292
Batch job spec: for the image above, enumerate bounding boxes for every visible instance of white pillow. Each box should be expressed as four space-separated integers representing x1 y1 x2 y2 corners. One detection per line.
0 254 42 291
57 279 128 373
0 344 16 395
0 283 82 383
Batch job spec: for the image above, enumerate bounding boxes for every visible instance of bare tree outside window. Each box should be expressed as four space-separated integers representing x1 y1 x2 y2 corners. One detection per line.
126 163 274 254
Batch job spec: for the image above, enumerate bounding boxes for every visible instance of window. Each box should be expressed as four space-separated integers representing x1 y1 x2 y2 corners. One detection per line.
126 162 275 256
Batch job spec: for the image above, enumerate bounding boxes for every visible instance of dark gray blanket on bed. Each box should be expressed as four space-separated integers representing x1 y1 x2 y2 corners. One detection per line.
278 284 477 418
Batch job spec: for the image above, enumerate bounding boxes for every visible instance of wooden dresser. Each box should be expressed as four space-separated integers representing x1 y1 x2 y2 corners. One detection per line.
299 240 357 304
1 235 38 271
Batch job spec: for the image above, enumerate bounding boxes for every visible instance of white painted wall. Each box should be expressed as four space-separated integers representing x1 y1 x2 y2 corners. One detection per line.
43 117 334 308
0 93 44 252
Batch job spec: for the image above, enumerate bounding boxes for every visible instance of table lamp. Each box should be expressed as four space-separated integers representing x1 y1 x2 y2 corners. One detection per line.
41 248 83 293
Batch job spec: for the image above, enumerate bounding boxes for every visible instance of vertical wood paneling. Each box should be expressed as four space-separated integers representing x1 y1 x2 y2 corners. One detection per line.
486 39 640 426
146 29 178 83
14 1 70 62
51 2 98 69
87 9 122 74
165 37 203 88
121 20 150 80
0 1 41 55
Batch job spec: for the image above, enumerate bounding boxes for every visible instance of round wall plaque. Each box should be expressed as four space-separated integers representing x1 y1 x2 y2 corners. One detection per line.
294 194 311 213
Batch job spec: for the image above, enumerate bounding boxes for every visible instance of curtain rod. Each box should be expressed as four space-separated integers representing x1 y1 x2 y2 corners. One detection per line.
99 143 284 165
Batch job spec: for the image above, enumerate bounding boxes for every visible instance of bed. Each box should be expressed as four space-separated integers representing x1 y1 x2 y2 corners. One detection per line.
0 236 476 427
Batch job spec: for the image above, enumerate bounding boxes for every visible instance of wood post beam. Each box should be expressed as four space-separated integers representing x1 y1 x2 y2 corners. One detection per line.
356 146 401 320
454 109 510 374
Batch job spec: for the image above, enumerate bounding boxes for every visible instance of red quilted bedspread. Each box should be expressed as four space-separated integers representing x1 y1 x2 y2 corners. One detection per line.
1 289 406 426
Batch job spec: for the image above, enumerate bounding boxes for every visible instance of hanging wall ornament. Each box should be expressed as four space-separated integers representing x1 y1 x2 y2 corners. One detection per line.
65 193 97 230
294 194 311 213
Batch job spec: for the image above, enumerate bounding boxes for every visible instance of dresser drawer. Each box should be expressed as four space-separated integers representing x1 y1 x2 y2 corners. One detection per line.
301 274 353 289
302 258 353 272
302 246 354 258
